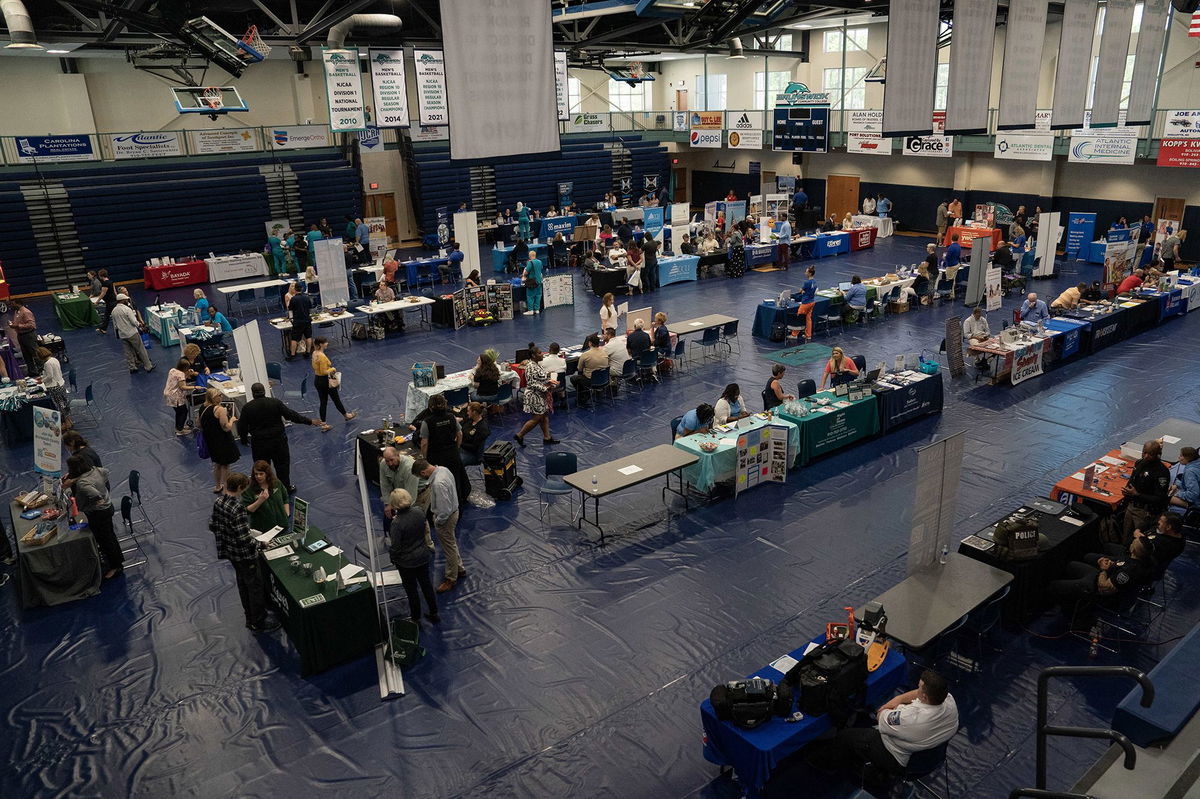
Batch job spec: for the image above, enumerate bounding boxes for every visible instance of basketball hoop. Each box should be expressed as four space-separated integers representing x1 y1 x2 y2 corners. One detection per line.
200 87 225 111
238 25 270 62
628 61 645 79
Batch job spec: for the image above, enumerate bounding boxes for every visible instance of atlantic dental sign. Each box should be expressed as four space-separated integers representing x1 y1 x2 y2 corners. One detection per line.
775 82 831 107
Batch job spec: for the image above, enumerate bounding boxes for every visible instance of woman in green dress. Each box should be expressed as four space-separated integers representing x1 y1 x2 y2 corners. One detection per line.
242 459 291 532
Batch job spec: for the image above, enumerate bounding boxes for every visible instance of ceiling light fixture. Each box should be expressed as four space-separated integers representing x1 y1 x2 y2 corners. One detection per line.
46 49 69 54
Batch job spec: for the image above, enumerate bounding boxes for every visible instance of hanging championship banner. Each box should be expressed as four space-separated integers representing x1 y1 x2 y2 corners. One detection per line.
997 0 1049 130
945 0 997 134
322 48 367 132
1127 0 1171 126
1050 0 1099 130
1091 0 1137 127
33 405 62 477
413 49 448 127
368 49 410 128
555 51 569 121
643 175 658 191
1010 340 1045 385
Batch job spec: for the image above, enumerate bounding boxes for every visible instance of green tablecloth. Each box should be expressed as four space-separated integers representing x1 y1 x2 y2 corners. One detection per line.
777 390 879 465
674 414 800 492
53 293 100 330
264 525 380 675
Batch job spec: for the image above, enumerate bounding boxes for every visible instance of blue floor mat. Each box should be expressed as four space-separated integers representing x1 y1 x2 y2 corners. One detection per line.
1 237 1198 799
762 343 833 368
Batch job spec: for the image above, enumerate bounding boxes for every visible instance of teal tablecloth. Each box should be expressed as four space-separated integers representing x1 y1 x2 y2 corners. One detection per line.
777 390 879 465
674 414 799 492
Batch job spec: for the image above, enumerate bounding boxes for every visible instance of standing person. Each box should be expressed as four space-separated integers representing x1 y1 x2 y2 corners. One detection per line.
523 250 544 316
95 269 118 334
37 347 71 428
63 431 102 468
388 488 440 623
793 185 808 211
516 202 531 241
512 347 560 447
237 382 328 493
797 265 818 340
111 295 155 373
192 289 210 319
862 194 876 215
380 446 424 529
943 234 962 269
318 216 333 239
643 234 660 291
354 217 371 264
947 198 963 227
163 358 195 436
412 458 466 593
599 292 624 332
199 387 240 493
420 394 471 506
460 402 491 466
311 337 356 425
877 195 892 218
305 223 323 268
241 460 290 532
776 213 793 269
66 454 122 579
210 472 279 632
727 235 746 278
268 229 286 275
1161 229 1185 271
285 283 313 360
9 298 40 377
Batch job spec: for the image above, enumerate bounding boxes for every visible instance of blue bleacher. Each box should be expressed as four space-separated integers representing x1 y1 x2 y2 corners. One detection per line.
0 187 42 291
1112 621 1200 747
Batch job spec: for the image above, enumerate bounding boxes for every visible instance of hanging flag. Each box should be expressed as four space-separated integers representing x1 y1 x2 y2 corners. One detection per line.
1190 10 1200 36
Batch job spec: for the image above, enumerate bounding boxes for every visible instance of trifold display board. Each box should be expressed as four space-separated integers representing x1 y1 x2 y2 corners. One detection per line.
232 320 272 398
452 283 514 329
736 424 790 495
542 274 574 309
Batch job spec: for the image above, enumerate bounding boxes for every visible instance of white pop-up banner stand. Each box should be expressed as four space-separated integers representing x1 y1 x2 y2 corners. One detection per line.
453 211 479 279
232 320 272 398
1034 211 1060 278
315 238 350 307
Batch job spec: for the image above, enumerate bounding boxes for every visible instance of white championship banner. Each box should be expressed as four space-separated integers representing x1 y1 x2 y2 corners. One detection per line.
945 0 997 134
997 0 1049 130
882 0 939 137
1091 0 1137 127
555 51 569 121
368 49 410 128
413 49 448 127
1127 0 1172 126
323 48 366 132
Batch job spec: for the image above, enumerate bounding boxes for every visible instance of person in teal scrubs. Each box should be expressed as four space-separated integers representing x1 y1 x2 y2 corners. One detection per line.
522 250 543 316
305 224 323 268
283 230 297 274
517 202 531 241
268 232 286 275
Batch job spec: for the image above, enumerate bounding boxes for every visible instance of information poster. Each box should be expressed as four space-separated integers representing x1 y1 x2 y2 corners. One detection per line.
1104 238 1136 287
643 207 664 241
1064 212 1096 259
322 48 367 132
413 49 448 127
33 406 62 477
1153 218 1180 263
985 266 1002 311
366 217 388 257
735 424 788 496
368 49 410 128
1010 339 1045 385
454 283 514 327
542 273 574 308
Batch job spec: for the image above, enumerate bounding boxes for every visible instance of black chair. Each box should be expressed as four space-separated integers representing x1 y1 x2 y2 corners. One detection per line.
860 297 878 326
720 320 740 355
885 739 951 799
117 496 149 570
796 378 816 398
443 386 470 408
670 415 684 440
762 387 780 412
851 354 866 373
785 312 806 343
587 367 613 409
636 350 658 384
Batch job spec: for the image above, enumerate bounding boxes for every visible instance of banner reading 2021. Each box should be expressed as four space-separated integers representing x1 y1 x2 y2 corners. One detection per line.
414 49 448 127
322 48 366 132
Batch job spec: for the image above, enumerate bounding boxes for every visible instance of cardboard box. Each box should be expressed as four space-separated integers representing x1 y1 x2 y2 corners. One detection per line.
888 301 910 314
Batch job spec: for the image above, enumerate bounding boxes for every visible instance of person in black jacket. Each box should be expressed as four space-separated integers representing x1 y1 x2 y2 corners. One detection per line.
236 383 325 493
1121 440 1171 544
95 268 118 334
388 488 439 624
419 394 471 506
459 402 491 466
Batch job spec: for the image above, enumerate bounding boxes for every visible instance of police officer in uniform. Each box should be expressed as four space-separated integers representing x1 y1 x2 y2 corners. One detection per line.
419 394 471 507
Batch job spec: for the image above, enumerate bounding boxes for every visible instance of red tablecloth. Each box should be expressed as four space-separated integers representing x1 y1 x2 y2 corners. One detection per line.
848 227 878 252
143 260 209 290
945 226 1001 251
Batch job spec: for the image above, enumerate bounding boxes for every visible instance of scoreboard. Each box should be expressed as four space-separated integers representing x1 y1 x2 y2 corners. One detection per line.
772 107 829 153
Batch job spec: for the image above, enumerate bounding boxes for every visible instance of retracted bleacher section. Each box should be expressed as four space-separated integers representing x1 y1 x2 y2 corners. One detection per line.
0 184 42 292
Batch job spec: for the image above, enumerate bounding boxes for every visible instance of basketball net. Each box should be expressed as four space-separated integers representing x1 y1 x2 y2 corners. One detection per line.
201 87 225 110
240 25 271 59
628 61 645 79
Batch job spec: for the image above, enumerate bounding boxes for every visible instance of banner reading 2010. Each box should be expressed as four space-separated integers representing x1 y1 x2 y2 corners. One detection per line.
322 47 366 132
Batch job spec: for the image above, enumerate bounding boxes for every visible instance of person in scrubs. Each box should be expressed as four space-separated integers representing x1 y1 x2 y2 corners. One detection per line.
517 202 531 241
522 250 543 316
305 224 323 268
268 229 286 275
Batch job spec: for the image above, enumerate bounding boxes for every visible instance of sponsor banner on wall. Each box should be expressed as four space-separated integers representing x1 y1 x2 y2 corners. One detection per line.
847 110 889 155
269 125 331 150
323 47 366 132
727 129 763 149
902 135 953 157
1068 135 1136 165
189 128 258 154
690 130 722 148
15 134 96 162
554 51 569 121
109 132 183 159
1164 110 1200 138
726 111 763 131
568 113 608 133
357 125 382 151
1157 138 1200 168
994 133 1053 161
413 49 448 127
690 111 723 130
368 49 410 128
410 125 448 142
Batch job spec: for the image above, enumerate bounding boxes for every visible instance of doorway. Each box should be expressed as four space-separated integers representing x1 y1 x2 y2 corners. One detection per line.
826 174 860 223
1152 196 1186 225
760 170 776 197
365 193 398 245
673 167 688 204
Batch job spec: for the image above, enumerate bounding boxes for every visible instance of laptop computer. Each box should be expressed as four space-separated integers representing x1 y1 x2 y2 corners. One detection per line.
865 367 882 382
515 348 531 363
838 281 852 292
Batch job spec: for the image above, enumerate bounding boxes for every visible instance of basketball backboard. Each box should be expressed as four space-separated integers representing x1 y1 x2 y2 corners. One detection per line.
172 86 249 115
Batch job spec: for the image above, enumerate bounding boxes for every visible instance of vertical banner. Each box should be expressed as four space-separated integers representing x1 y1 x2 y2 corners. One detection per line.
322 48 367 132
314 238 350 308
1050 0 1100 130
554 51 569 121
997 0 1049 130
1091 0 1137 127
557 181 573 208
368 49 410 128
1010 340 1045 385
33 406 62 477
882 0 940 137
366 217 388 258
908 432 965 575
453 211 479 279
1064 212 1095 258
985 266 1003 311
232 320 272 399
670 202 689 255
945 0 998 134
435 206 451 246
963 240 989 307
413 49 448 127
1035 211 1061 277
1127 0 1172 126
643 207 665 241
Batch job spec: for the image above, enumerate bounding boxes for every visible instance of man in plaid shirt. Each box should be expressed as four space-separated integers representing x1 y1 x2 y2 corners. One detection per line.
210 472 279 632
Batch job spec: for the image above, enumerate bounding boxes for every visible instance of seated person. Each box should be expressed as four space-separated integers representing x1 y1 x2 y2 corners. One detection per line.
679 234 697 255
821 215 838 233
675 403 715 438
1117 269 1145 294
469 351 502 402
206 306 233 332
992 242 1015 270
841 213 854 230
651 312 671 352
840 275 867 322
714 383 749 424
820 346 859 389
1102 512 1186 571
763 364 795 410
962 306 990 343
571 334 607 407
603 327 629 378
304 265 319 285
1018 292 1050 325
542 342 567 381
551 233 569 267
1169 446 1199 510
626 318 652 359
1050 538 1153 600
1051 282 1087 313
698 232 719 255
372 280 404 329
607 241 628 269
459 402 491 466
465 269 480 287
382 257 399 284
442 242 464 283
1082 281 1105 302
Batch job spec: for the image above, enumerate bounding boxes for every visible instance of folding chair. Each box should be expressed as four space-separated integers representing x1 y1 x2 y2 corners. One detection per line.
696 326 722 361
69 384 102 427
720 320 741 355
539 452 578 524
127 469 158 534
587 367 614 409
118 496 149 570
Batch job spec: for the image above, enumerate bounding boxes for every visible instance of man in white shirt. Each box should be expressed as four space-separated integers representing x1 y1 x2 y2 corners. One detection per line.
962 306 990 343
602 327 630 379
111 295 154 373
542 342 567 381
826 670 958 783
413 458 464 593
777 214 793 269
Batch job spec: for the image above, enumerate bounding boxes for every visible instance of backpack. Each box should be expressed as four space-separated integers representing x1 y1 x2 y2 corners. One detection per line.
710 677 793 729
351 321 369 340
786 639 868 721
770 322 786 343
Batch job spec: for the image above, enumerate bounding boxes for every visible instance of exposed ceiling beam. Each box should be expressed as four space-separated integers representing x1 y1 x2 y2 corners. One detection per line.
54 1 102 32
250 0 293 35
98 0 147 43
704 0 764 46
406 1 443 38
294 0 375 44
576 17 665 47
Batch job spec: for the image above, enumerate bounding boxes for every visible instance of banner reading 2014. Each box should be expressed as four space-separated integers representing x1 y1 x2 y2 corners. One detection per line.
368 49 410 128
322 48 366 132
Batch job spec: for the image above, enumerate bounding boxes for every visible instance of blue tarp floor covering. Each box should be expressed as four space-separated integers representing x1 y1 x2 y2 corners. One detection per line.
1 234 1198 799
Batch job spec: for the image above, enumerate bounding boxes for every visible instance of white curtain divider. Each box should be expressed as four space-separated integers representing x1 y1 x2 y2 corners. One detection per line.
881 0 940 138
998 0 1049 130
1126 0 1172 126
1050 0 1100 130
1091 0 1138 127
945 0 998 134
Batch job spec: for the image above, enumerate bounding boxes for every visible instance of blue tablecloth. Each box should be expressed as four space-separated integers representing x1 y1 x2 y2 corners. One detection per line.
752 301 792 338
674 415 800 493
1087 240 1106 264
700 637 906 797
746 244 776 266
806 232 850 258
491 242 549 273
539 215 578 239
658 255 699 286
1044 317 1089 359
403 256 450 288
871 372 944 434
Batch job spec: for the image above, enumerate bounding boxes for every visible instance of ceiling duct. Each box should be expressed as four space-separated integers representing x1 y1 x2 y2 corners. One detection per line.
2 0 42 49
326 13 402 51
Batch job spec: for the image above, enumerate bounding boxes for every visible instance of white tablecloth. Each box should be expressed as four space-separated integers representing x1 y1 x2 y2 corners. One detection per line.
404 368 520 419
208 253 269 282
852 215 894 238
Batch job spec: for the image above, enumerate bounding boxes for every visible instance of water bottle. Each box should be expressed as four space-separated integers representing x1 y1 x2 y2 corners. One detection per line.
591 474 598 492
939 545 948 565
1088 623 1100 658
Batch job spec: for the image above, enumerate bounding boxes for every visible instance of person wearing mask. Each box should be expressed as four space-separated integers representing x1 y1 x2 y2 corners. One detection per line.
764 364 795 410
1121 439 1171 543
962 306 991 343
947 198 963 226
1161 229 1185 271
470 351 502 403
714 384 750 424
63 431 101 469
311 337 356 425
163 358 195 436
305 224 323 268
388 488 440 624
241 460 290 532
1019 292 1050 325
36 347 71 428
460 402 491 466
1169 447 1200 511
1051 538 1154 600
513 348 560 447
523 250 544 316
674 403 715 438
205 305 233 333
420 394 471 506
66 454 122 579
1117 269 1145 294
626 318 652 360
237 382 327 493
572 334 607 407
199 387 240 494
542 343 567 381
820 346 860 389
412 458 466 593
210 472 279 632
1051 283 1088 313
380 446 423 530
8 298 40 377
840 275 868 323
108 296 155 373
285 282 313 359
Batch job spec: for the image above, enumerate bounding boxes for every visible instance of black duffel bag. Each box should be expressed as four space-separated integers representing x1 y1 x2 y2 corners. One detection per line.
710 677 793 730
786 639 868 721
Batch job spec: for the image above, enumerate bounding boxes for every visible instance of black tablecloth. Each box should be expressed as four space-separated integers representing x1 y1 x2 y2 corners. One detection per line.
0 395 56 447
591 268 627 297
872 373 944 434
12 500 102 608
431 296 455 328
1122 298 1159 337
1063 306 1129 354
